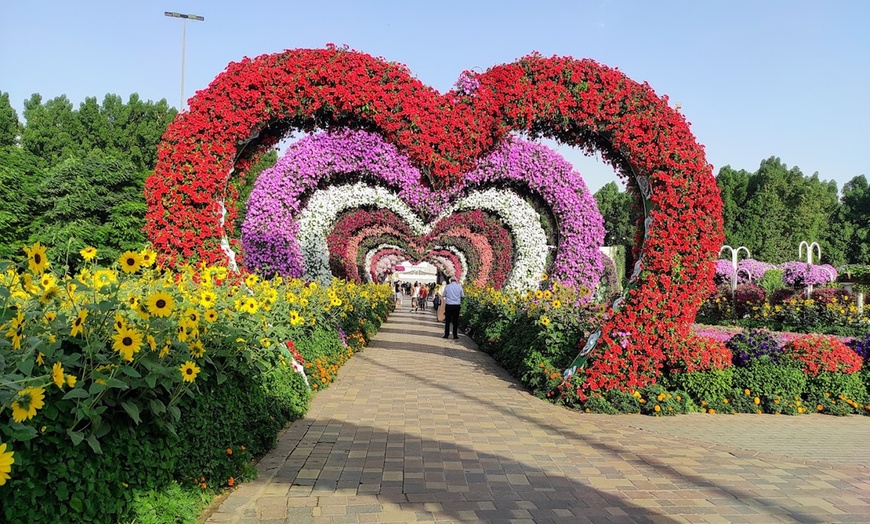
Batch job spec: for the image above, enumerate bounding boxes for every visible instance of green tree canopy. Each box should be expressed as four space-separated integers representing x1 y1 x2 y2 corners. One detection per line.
30 150 147 270
0 91 19 147
0 147 42 259
593 181 639 247
716 157 841 264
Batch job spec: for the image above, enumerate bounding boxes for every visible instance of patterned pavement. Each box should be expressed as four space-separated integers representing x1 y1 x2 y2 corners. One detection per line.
204 309 870 523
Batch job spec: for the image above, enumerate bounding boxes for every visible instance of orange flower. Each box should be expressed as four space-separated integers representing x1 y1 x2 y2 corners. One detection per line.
228 477 235 486
227 448 233 455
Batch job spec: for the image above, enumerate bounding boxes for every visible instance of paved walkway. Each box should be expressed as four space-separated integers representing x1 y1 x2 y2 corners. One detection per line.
205 309 870 523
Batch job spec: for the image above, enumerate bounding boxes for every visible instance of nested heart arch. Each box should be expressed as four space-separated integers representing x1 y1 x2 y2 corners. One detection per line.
145 46 727 394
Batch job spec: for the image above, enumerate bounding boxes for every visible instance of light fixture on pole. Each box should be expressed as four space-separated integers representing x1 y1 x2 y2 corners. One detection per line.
164 12 205 111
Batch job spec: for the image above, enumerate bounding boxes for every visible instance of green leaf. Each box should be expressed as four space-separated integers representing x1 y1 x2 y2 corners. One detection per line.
9 423 38 442
119 365 141 378
121 401 141 424
167 404 181 422
70 495 83 513
88 382 107 395
85 434 102 455
149 399 166 415
67 429 84 446
62 388 90 400
216 371 228 385
16 357 33 376
105 377 129 389
144 372 158 389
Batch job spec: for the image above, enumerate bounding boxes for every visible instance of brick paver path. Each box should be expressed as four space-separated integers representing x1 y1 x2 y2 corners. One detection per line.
206 310 870 523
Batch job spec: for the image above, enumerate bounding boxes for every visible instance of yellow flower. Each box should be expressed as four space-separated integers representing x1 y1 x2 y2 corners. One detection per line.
79 246 97 261
244 274 259 288
11 387 45 423
112 325 144 362
204 309 218 323
180 361 200 383
535 290 544 299
119 251 142 274
744 389 751 396
543 290 552 300
139 248 157 267
52 362 65 389
36 352 44 365
181 308 200 328
540 273 548 281
0 442 13 486
540 316 551 327
654 405 661 413
66 374 77 388
23 242 49 274
5 311 25 350
200 291 217 308
71 309 88 337
189 340 205 358
146 291 175 318
45 311 56 322
754 397 761 405
552 300 561 309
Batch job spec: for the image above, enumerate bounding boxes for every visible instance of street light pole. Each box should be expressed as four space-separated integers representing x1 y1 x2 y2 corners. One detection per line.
164 12 204 111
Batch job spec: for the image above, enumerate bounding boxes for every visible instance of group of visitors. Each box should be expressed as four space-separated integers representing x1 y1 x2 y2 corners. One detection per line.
391 276 464 339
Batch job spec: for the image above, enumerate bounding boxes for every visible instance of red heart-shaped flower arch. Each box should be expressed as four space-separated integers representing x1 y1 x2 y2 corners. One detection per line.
145 46 727 394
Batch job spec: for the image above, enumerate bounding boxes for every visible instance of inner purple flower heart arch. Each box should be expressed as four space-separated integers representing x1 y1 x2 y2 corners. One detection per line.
242 130 604 291
146 47 726 394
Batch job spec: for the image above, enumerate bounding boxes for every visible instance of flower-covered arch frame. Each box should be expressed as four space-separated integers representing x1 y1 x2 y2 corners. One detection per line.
145 46 724 393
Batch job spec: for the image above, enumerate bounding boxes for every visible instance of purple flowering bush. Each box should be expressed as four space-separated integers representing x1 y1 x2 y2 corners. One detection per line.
725 328 782 367
780 261 838 288
847 333 870 367
737 259 776 284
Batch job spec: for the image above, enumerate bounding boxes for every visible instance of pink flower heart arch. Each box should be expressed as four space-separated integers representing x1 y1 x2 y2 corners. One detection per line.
145 46 728 394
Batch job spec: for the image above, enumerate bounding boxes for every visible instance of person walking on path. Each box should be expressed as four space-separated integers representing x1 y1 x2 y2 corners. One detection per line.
411 282 421 312
442 277 464 339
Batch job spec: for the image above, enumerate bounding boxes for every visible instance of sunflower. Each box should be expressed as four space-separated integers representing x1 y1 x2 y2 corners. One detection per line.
534 290 544 299
39 285 61 304
79 246 97 261
5 311 25 350
40 273 57 289
552 300 561 309
199 291 217 308
188 340 205 358
139 248 157 267
146 291 175 318
243 298 259 314
23 242 49 274
179 361 200 383
11 387 46 423
147 334 157 352
112 325 144 362
113 312 127 331
71 309 88 337
0 442 13 486
182 308 200 327
540 316 551 327
51 362 65 389
244 274 259 288
119 251 142 274
66 374 77 388
204 309 218 323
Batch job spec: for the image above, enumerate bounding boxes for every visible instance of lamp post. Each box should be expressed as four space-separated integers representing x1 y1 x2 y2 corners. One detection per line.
720 245 750 301
798 241 822 298
164 12 205 111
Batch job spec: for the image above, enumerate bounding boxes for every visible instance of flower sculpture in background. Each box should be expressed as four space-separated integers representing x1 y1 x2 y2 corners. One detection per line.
242 130 603 291
146 47 724 394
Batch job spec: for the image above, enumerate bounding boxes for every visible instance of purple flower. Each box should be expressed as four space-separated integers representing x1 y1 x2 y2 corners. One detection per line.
780 261 838 288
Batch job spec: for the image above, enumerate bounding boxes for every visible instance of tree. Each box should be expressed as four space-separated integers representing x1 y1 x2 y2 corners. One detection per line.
593 181 638 247
30 150 146 270
716 157 840 264
20 94 81 166
0 91 19 147
0 148 43 259
834 175 870 264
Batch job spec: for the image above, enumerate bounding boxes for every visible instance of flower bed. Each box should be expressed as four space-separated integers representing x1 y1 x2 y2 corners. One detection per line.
0 244 392 522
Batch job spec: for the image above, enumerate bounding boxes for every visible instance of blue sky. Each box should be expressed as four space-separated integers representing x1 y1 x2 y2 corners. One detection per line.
1 0 868 193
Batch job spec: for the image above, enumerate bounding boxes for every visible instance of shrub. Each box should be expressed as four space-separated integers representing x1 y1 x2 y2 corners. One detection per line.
733 283 766 318
782 334 863 376
847 332 870 367
732 362 806 404
636 385 693 416
726 328 782 367
581 394 619 414
661 368 734 413
663 334 732 374
757 269 784 296
604 389 642 414
810 287 852 307
805 372 867 415
770 287 797 305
